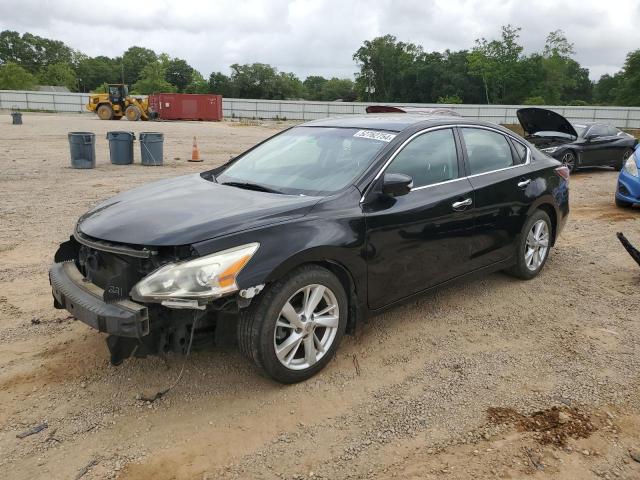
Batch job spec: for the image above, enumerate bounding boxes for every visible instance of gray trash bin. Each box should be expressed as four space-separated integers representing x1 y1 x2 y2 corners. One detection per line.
139 132 164 166
68 132 96 169
11 112 22 125
107 131 135 165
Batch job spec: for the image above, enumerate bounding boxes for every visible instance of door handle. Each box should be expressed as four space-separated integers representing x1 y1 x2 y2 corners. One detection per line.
517 179 531 188
452 198 472 210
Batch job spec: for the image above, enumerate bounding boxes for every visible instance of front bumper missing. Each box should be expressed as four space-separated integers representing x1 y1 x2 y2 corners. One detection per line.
49 262 149 338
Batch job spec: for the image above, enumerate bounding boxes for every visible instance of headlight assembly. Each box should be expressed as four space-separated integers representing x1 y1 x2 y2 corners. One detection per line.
540 146 559 154
623 155 639 177
131 243 259 302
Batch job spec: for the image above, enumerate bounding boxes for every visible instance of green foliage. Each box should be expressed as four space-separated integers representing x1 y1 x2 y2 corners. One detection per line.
131 61 176 94
0 30 73 73
437 95 462 104
615 50 640 106
122 46 157 85
0 62 36 90
184 70 209 94
165 58 193 92
208 72 234 96
523 96 546 105
2 27 639 107
38 62 77 90
75 55 121 91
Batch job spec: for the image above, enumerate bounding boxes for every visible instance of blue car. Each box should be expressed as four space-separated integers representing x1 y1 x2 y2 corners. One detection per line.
616 145 640 208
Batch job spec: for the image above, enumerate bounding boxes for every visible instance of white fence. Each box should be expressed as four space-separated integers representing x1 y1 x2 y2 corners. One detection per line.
223 99 640 129
2 90 640 128
0 90 90 113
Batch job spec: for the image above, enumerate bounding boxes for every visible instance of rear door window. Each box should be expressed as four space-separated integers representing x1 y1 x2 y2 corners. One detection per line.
511 140 528 165
460 128 515 175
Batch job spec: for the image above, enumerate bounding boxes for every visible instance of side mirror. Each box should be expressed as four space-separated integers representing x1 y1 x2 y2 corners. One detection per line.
382 173 413 197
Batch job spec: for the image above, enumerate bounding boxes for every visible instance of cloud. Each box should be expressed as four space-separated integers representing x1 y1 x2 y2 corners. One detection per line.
1 0 638 80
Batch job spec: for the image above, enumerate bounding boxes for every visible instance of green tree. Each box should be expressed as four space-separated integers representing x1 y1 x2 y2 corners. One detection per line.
616 50 640 106
0 30 73 73
131 61 176 94
593 73 622 105
303 75 328 100
468 25 524 104
38 62 77 90
229 63 279 98
164 58 193 91
319 77 355 101
0 62 36 89
208 72 234 96
75 55 121 91
353 34 424 101
185 70 209 93
122 46 157 85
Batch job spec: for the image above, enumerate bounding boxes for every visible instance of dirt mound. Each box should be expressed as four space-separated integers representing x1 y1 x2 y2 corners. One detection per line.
487 406 596 446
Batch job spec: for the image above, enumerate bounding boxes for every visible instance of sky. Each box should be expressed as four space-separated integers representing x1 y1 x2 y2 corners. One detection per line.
1 0 639 81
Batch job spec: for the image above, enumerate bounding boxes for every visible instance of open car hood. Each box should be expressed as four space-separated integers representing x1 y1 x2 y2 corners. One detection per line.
516 107 578 138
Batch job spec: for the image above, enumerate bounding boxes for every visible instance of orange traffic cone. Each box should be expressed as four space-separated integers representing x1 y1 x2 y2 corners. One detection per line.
189 136 202 162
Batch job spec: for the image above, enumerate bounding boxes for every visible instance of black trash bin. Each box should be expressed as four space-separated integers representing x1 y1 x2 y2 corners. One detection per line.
107 131 135 165
68 132 96 169
11 112 22 125
139 132 164 166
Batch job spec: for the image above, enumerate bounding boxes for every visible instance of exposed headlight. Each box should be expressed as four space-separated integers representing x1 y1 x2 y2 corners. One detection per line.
131 243 259 302
540 146 559 154
623 155 639 177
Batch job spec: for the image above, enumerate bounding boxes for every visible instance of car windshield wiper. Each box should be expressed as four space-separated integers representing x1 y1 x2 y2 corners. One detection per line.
221 181 284 194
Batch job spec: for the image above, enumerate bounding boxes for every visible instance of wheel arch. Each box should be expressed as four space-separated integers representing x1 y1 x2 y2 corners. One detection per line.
263 251 365 334
529 201 558 246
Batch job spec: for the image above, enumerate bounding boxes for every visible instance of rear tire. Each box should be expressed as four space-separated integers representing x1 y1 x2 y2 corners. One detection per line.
97 104 113 120
508 210 552 280
125 105 141 121
237 265 348 383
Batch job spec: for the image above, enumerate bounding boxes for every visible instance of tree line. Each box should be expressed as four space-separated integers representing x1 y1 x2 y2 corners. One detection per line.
0 27 638 106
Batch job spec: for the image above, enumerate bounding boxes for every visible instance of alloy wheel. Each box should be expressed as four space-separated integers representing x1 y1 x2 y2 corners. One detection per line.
273 284 339 371
525 219 549 271
561 151 576 171
623 150 632 162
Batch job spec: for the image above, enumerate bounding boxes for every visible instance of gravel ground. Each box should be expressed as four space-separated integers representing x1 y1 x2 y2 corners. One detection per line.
0 113 639 480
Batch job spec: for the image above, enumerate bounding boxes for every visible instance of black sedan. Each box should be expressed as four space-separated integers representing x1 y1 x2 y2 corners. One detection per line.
50 114 569 383
517 107 637 172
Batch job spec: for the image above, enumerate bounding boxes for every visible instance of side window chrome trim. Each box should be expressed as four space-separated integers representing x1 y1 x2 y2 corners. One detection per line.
360 123 531 203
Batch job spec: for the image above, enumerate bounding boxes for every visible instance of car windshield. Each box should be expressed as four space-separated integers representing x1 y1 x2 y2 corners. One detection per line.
216 127 394 196
573 124 587 137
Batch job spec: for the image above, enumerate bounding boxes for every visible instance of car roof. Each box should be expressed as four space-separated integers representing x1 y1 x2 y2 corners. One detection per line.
301 114 501 133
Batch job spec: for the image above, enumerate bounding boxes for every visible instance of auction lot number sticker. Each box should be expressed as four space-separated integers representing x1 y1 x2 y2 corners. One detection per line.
353 130 397 142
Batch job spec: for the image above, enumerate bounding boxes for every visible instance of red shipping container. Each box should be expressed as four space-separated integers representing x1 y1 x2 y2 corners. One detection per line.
148 93 223 121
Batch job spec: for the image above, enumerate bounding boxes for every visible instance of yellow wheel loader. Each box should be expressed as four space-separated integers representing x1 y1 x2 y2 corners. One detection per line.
86 84 150 121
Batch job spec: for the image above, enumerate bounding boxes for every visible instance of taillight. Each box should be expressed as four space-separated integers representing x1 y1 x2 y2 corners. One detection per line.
555 166 570 181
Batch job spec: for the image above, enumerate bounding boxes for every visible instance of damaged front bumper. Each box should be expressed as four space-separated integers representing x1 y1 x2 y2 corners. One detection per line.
49 261 149 338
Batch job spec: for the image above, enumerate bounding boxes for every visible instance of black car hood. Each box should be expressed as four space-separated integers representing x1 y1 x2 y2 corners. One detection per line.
78 174 320 246
516 107 578 138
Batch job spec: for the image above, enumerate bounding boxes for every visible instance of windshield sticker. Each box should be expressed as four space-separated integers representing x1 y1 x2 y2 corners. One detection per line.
353 130 396 142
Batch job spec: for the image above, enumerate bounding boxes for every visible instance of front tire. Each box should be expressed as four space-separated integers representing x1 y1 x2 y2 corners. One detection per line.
97 104 113 120
508 210 552 280
125 105 142 121
238 266 348 383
